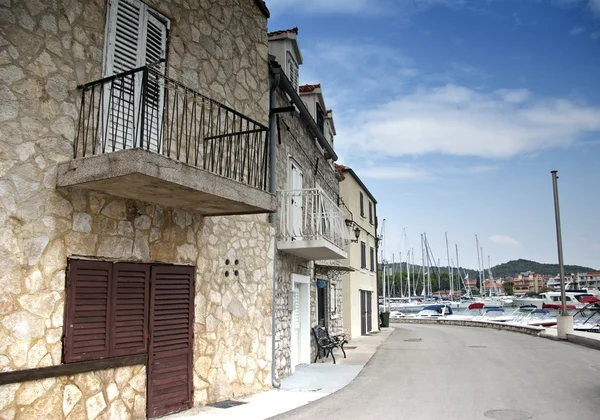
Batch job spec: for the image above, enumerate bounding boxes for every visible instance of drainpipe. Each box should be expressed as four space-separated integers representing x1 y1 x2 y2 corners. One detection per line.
271 67 338 162
269 70 281 388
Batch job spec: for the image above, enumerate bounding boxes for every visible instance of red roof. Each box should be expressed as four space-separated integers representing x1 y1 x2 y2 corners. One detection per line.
299 84 321 93
267 27 298 37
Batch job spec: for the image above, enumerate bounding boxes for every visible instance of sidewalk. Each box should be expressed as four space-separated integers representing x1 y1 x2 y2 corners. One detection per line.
164 328 394 420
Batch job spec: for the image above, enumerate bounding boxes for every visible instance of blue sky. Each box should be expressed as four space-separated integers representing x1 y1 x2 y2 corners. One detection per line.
267 0 600 271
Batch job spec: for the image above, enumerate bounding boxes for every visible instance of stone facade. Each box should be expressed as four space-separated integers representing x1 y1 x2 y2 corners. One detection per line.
0 366 146 420
271 88 344 381
0 0 273 418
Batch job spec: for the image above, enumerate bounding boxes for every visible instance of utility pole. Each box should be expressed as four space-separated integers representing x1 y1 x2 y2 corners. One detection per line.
551 170 573 338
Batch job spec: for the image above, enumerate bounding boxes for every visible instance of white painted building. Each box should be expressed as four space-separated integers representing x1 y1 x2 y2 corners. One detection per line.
337 166 379 338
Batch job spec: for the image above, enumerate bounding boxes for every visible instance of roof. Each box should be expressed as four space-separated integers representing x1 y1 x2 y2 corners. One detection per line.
267 27 298 37
254 0 270 18
335 164 377 205
299 84 321 93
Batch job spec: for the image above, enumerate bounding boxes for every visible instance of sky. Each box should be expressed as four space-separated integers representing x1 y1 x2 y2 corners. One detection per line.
266 0 600 271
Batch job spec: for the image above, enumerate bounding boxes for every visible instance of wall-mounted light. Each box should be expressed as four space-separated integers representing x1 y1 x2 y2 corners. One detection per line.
351 226 361 243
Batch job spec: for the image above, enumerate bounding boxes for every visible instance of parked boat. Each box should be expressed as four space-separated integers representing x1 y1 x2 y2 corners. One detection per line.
571 302 600 333
512 291 598 309
410 304 453 318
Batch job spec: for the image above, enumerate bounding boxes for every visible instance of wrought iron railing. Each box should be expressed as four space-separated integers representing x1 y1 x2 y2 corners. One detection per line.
279 188 350 251
74 66 270 191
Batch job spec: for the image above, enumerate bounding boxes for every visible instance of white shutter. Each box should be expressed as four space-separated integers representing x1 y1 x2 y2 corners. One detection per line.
103 0 167 152
142 11 167 152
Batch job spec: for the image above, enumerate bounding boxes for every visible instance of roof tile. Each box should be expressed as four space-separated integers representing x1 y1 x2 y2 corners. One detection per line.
299 84 321 93
267 27 299 37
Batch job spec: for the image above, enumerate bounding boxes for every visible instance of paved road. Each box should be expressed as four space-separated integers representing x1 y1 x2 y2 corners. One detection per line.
271 324 600 420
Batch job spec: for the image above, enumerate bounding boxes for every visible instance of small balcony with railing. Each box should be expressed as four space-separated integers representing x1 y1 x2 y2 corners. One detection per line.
56 66 275 216
278 188 350 260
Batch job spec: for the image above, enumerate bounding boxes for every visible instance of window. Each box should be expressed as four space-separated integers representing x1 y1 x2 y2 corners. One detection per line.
287 51 299 91
103 0 169 151
64 259 149 362
370 246 375 272
330 284 337 314
316 103 324 134
359 191 364 218
63 259 194 364
368 201 373 225
104 0 169 77
360 241 367 269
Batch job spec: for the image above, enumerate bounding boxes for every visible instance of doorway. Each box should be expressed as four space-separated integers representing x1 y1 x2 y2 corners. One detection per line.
147 265 194 418
290 274 310 372
317 279 328 327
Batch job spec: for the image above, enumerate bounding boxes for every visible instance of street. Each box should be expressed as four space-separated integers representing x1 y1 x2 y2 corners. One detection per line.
271 324 600 420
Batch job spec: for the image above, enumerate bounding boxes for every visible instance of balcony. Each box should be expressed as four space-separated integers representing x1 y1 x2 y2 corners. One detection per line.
278 188 350 260
57 66 275 216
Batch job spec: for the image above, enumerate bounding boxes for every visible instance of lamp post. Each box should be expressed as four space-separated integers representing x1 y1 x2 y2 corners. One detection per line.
551 170 573 338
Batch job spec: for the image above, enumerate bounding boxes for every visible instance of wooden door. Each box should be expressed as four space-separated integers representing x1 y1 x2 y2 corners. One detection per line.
147 265 194 418
317 282 327 327
366 291 373 332
360 291 367 336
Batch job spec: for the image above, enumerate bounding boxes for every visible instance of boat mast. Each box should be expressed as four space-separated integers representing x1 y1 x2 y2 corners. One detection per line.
399 252 403 298
390 253 395 298
407 250 412 298
456 244 470 296
488 255 494 296
480 246 485 296
475 234 483 296
420 234 426 296
446 232 453 300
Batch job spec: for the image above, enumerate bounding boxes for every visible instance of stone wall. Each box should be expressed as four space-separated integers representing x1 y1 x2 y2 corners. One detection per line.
0 0 273 418
271 88 343 381
0 366 146 420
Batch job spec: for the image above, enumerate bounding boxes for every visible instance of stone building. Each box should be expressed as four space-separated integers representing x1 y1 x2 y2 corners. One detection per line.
267 28 350 381
0 0 277 418
336 165 379 339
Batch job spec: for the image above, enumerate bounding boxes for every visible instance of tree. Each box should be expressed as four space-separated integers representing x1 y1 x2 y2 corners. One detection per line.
503 281 514 296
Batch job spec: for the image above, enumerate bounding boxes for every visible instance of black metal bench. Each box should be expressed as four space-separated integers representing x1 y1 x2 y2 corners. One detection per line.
312 325 348 364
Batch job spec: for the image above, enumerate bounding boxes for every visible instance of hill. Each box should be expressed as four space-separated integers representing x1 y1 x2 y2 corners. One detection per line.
382 259 596 278
489 259 596 277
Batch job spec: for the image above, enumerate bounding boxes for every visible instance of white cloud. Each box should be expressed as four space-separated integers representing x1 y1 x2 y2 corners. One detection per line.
335 85 600 159
590 0 600 16
353 165 433 180
570 25 585 35
493 88 530 103
554 0 600 18
591 32 600 40
489 235 521 247
300 42 418 109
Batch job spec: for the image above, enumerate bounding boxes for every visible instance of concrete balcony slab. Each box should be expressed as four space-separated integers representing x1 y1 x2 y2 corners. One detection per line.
277 238 347 260
57 149 276 216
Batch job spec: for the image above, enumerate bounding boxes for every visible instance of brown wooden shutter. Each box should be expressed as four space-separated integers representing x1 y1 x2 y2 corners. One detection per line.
64 259 113 362
147 265 194 418
110 263 150 356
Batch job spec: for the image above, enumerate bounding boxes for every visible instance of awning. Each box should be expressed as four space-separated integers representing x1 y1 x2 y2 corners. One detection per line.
314 263 355 275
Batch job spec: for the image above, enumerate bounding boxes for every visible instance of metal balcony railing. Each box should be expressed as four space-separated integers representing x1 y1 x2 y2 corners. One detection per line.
279 188 351 251
74 66 270 191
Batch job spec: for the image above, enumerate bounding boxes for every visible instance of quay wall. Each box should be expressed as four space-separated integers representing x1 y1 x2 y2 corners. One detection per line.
391 319 545 336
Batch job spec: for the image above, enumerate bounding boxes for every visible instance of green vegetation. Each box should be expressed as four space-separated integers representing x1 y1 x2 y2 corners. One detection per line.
490 259 596 277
